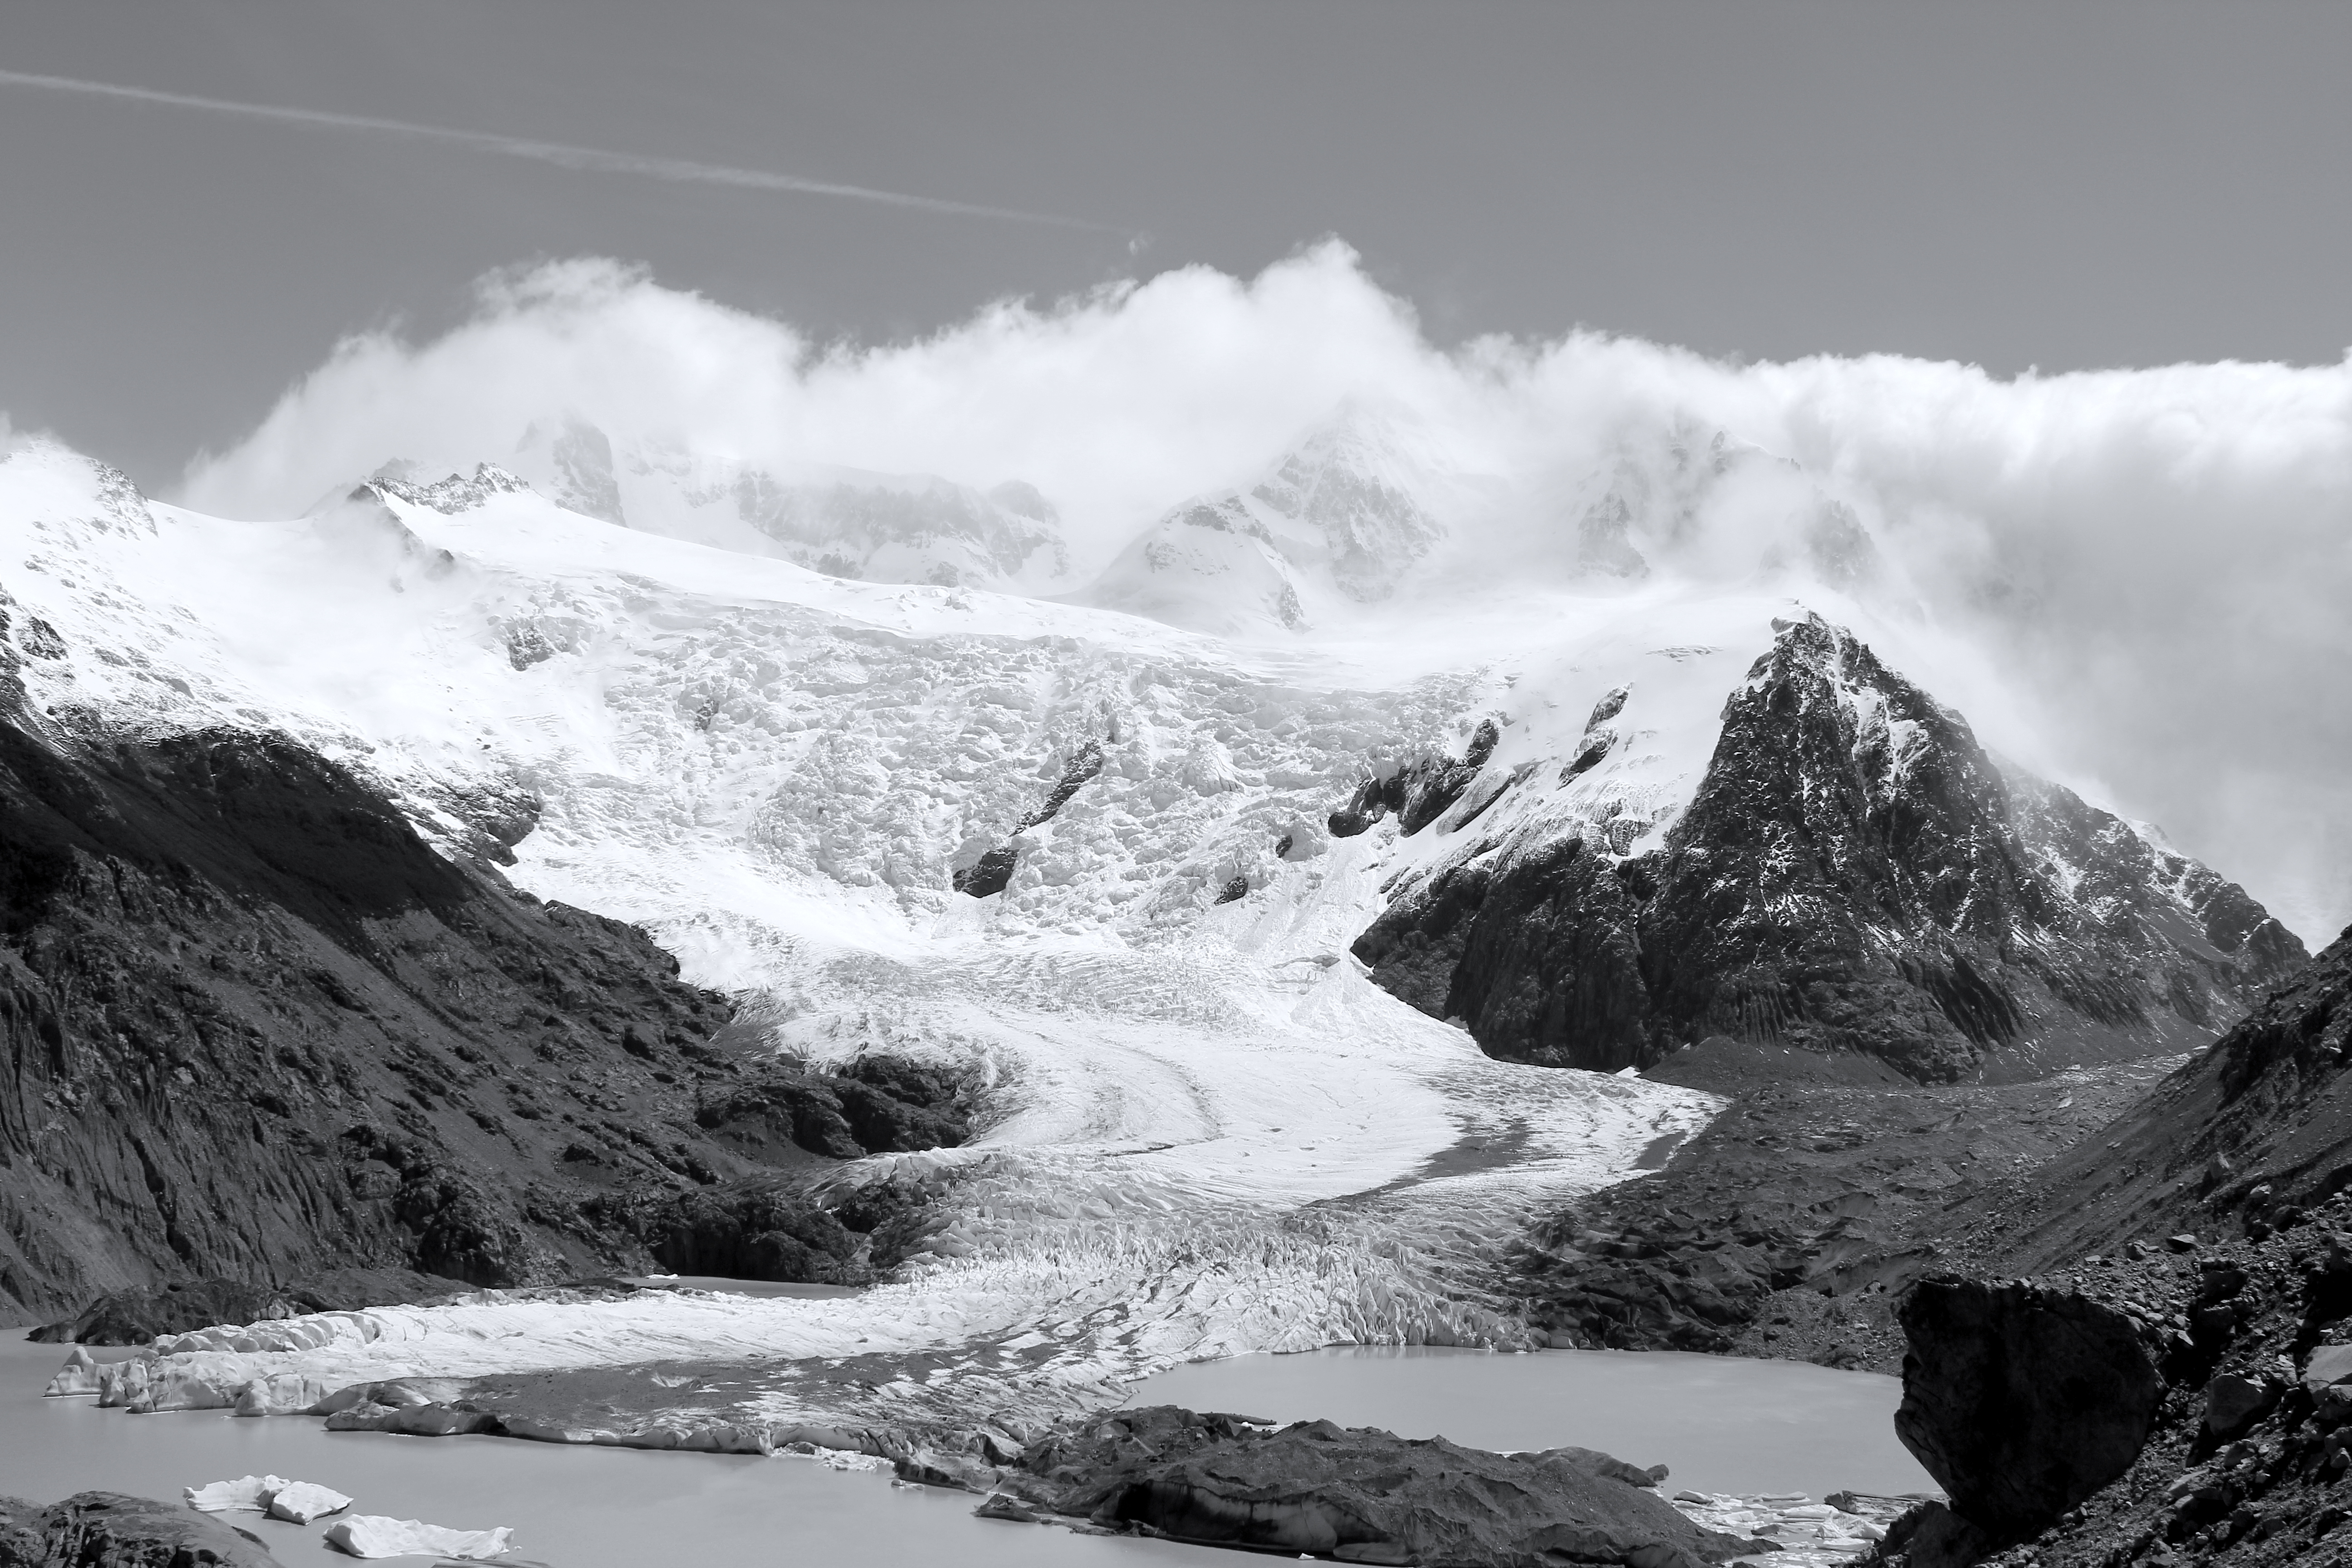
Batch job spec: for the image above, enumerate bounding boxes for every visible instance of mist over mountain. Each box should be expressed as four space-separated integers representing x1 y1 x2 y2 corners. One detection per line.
161 246 2352 943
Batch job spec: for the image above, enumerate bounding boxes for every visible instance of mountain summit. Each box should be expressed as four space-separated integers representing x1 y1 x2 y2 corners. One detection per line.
1353 613 2303 1081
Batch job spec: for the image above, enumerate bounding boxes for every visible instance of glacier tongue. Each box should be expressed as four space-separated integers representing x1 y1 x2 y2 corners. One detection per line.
2 440 1728 1428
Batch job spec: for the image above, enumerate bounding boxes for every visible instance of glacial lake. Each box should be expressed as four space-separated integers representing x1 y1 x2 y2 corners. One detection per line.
0 1333 1932 1565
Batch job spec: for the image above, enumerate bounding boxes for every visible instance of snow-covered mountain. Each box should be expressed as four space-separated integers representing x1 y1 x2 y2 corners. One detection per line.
0 440 1712 1348
505 417 1073 592
1080 406 1457 634
1351 613 2303 1082
1547 420 1886 590
0 428 2303 1445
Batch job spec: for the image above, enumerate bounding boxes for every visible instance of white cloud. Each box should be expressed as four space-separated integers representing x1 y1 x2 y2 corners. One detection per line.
180 245 2352 944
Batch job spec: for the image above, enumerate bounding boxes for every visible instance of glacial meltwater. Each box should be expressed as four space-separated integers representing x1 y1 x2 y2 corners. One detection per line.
0 1334 1931 1565
0 1339 1188 1567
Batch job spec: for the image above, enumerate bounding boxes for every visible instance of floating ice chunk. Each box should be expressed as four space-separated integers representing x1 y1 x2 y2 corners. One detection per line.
323 1515 513 1558
267 1480 354 1523
43 1347 99 1396
185 1475 290 1512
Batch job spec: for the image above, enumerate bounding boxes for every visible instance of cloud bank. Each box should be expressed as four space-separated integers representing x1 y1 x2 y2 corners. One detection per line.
181 245 2352 943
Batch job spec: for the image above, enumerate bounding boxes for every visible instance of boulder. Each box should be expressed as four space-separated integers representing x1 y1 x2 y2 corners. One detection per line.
1895 1278 2164 1547
0 1490 283 1566
2203 1372 2276 1438
2304 1343 2352 1392
1896 1500 1993 1568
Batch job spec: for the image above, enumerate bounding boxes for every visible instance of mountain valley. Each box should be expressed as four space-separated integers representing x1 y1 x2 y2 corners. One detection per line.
0 412 2341 1568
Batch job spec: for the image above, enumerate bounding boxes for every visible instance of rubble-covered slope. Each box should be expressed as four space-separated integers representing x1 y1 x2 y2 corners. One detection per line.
1354 614 2303 1082
1987 925 2352 1276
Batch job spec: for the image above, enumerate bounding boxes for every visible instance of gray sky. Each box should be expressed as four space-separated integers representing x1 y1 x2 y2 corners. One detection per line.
3 2 2349 490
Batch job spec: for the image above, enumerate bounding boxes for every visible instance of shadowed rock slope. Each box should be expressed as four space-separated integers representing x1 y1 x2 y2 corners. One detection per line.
1355 615 2303 1082
0 709 966 1323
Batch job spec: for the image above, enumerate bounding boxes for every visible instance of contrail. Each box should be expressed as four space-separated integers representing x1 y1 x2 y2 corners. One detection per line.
0 68 1123 233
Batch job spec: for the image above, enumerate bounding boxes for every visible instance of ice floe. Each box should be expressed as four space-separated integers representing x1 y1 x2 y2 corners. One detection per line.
323 1515 513 1559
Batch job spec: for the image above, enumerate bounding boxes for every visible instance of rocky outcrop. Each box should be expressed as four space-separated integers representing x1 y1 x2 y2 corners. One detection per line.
952 741 1104 897
990 1404 1763 1566
0 711 965 1321
1356 615 2304 1082
0 1491 281 1567
1893 1278 2166 1548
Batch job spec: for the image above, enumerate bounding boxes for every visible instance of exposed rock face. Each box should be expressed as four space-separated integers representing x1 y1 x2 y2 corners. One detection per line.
1355 615 2304 1082
1894 1278 2166 1547
998 1404 1760 1566
952 740 1104 897
0 1491 281 1567
0 712 964 1321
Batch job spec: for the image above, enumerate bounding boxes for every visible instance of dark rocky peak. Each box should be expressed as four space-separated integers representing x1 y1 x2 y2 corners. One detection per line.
985 479 1057 523
2004 772 2308 1027
1172 495 1276 545
1353 614 2304 1082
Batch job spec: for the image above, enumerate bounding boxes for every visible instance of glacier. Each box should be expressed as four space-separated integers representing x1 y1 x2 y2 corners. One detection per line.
0 408 2284 1467
1 437 1739 1440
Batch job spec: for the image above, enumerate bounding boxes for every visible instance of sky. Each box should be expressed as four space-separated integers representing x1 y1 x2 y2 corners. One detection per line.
3 2 2351 942
3 3 2350 487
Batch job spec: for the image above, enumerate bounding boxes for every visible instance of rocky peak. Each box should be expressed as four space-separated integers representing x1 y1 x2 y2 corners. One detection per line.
1566 420 1886 591
1353 613 2306 1082
367 462 534 514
